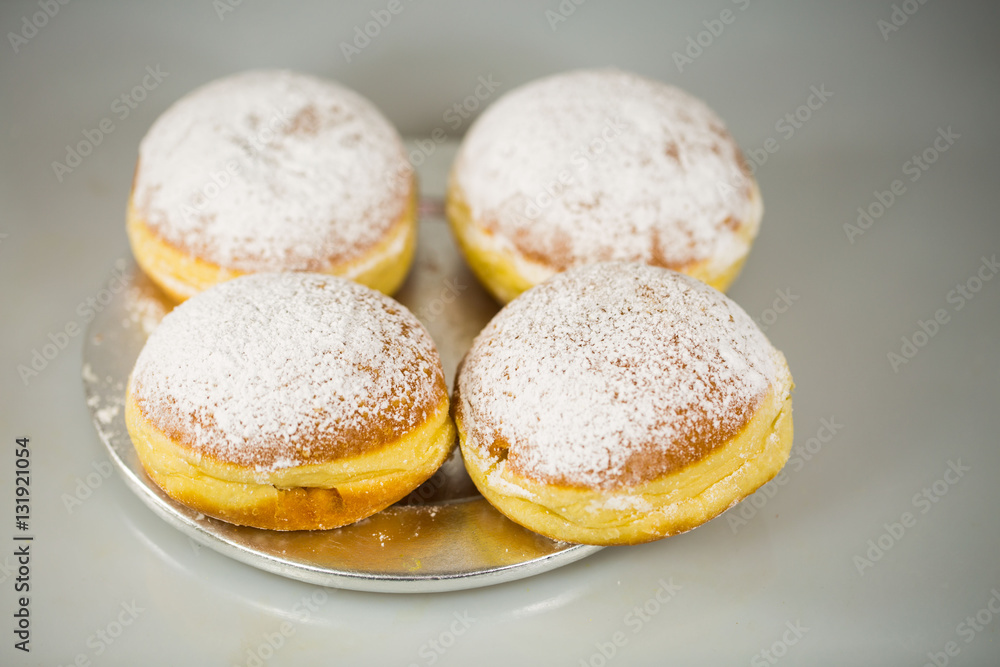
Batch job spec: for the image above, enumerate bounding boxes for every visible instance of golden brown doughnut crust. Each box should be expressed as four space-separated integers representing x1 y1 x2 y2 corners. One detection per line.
128 69 416 301
454 262 794 544
456 386 792 545
126 176 418 303
125 272 455 530
448 68 763 303
127 390 455 531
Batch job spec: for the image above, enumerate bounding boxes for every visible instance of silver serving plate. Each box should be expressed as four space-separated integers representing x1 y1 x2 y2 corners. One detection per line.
81 205 601 593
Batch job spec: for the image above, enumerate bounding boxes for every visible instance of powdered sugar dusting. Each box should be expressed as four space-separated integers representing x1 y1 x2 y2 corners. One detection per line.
133 69 411 271
95 403 120 426
457 262 785 490
589 495 653 513
129 273 445 471
453 68 757 271
123 272 171 335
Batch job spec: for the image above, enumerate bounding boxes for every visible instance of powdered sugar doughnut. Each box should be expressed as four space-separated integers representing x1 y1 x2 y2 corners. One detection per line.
127 69 415 302
125 272 454 531
454 262 793 545
447 68 761 303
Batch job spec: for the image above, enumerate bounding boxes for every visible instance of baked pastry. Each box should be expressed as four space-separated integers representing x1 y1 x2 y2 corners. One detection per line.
447 68 761 303
125 272 454 531
454 262 793 545
127 69 415 302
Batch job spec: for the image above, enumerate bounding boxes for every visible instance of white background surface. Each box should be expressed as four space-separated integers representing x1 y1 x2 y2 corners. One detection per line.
2 1 999 665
